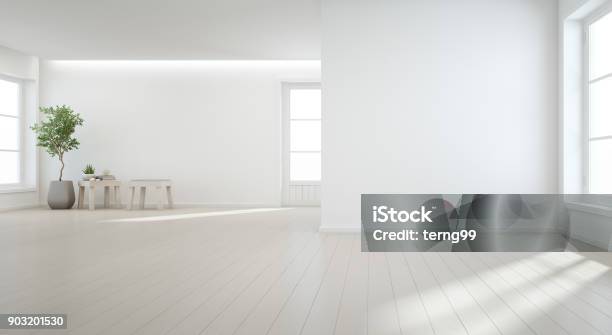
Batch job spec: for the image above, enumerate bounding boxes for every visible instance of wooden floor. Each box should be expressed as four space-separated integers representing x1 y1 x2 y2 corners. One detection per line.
1 207 612 335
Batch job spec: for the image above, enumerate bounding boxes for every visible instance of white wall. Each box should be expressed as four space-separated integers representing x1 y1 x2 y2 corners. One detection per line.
321 0 559 231
0 46 38 79
40 61 320 207
0 45 39 211
560 0 585 17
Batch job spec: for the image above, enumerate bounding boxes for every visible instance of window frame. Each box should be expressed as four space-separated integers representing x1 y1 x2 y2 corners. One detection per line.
584 5 612 193
282 82 322 184
280 81 322 206
0 74 25 187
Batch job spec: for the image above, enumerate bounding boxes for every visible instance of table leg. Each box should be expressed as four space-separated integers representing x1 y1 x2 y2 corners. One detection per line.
157 186 164 210
139 187 146 209
88 186 95 211
78 186 85 209
115 186 121 209
128 186 135 210
104 186 110 208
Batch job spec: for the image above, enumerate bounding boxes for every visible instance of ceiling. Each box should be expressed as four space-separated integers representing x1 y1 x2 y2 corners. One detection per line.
0 0 320 60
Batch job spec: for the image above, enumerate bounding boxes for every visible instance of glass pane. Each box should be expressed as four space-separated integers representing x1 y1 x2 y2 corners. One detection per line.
0 116 19 150
590 139 612 193
290 152 321 181
590 11 612 80
590 78 612 138
290 89 321 119
0 151 19 184
290 120 321 151
0 79 19 116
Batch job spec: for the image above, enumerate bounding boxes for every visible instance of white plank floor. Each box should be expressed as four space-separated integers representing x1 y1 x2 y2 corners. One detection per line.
1 207 612 335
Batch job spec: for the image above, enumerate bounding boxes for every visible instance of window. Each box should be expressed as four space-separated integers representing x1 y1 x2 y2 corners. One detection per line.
288 88 321 181
587 9 612 193
282 82 321 206
0 78 22 185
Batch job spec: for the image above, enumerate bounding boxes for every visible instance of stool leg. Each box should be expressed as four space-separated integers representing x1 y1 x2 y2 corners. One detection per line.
115 186 122 209
128 186 135 210
109 186 114 208
89 186 95 211
166 186 174 209
157 186 164 210
139 187 146 209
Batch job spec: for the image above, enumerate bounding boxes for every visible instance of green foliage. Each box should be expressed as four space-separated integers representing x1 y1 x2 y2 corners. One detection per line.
82 164 95 174
31 105 84 181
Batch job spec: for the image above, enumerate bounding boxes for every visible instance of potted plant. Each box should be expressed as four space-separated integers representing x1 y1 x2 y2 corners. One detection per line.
31 105 84 209
82 164 95 180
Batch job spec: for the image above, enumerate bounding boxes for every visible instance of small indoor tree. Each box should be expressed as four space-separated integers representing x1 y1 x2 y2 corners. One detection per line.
31 105 84 181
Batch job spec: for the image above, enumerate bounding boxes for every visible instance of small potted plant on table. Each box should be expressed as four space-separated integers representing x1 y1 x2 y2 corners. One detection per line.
82 164 95 180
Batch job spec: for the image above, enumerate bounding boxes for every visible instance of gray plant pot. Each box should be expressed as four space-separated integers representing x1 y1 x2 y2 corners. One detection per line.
48 180 76 209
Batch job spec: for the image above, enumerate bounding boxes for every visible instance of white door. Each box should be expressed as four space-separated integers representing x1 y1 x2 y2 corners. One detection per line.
282 82 321 206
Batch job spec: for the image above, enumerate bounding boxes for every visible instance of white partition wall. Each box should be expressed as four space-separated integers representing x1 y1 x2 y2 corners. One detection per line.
321 0 559 231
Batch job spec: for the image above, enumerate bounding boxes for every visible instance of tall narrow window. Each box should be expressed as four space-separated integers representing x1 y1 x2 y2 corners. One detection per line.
587 9 612 193
289 88 321 181
0 78 21 185
282 82 321 206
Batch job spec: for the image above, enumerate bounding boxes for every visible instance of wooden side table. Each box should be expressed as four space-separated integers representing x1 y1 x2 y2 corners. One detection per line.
77 180 122 210
127 179 173 210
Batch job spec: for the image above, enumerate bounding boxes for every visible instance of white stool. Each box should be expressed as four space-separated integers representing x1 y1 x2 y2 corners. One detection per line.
127 179 173 210
78 180 122 210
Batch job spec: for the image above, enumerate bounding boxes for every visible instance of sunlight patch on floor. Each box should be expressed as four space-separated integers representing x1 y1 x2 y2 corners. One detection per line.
388 253 610 335
100 208 291 223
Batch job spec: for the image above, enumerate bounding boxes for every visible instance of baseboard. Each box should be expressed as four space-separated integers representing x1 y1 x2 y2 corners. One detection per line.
319 225 360 233
0 204 42 212
173 202 282 209
570 232 610 251
80 202 282 209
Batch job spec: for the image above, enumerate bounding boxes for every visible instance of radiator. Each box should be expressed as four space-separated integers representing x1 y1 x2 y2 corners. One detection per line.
285 184 320 206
